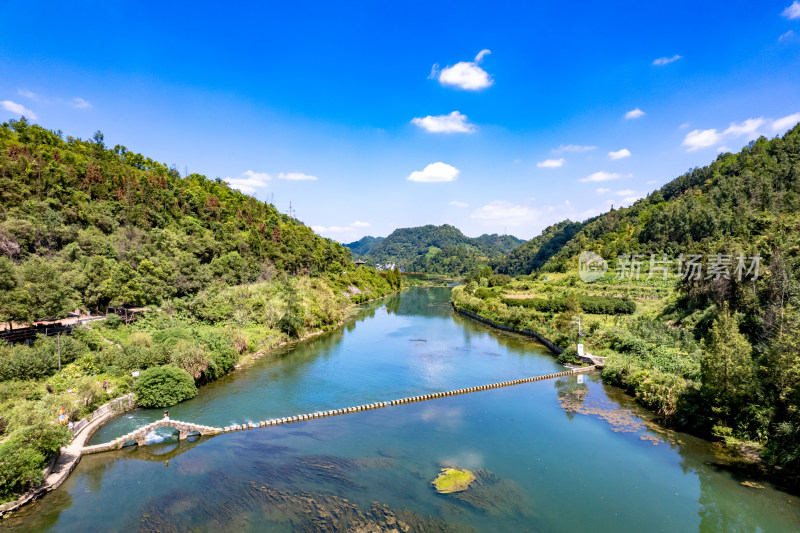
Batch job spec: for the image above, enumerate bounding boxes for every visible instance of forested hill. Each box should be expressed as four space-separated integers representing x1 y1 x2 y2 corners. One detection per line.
481 126 800 477
354 224 524 274
498 125 800 345
496 125 800 278
0 118 353 320
492 220 584 275
343 235 384 256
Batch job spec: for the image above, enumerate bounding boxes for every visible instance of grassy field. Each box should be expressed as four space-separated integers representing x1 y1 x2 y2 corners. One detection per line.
452 270 702 424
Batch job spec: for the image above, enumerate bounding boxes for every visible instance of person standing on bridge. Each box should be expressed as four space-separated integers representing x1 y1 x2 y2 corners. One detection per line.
163 410 169 420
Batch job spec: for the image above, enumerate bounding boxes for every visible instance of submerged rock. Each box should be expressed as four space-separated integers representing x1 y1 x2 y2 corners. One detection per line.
442 469 530 516
135 453 475 532
137 478 473 532
431 468 476 494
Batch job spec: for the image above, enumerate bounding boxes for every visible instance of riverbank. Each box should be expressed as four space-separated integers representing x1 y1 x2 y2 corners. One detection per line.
450 303 564 355
0 394 135 518
0 272 399 506
0 288 397 517
449 280 800 493
6 286 799 532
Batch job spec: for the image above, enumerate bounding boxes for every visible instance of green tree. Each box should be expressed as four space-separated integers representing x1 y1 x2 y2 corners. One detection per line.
762 307 800 473
0 257 29 329
700 304 755 427
103 262 145 306
20 258 71 320
278 277 305 338
133 366 197 408
137 259 169 304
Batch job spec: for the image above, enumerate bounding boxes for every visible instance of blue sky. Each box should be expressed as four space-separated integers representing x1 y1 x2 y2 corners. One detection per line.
1 1 799 241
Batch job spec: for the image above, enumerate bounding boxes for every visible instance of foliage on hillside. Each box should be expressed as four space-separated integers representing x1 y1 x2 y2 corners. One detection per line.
0 267 394 502
454 126 800 481
356 224 524 275
0 119 398 503
0 118 353 322
493 220 583 276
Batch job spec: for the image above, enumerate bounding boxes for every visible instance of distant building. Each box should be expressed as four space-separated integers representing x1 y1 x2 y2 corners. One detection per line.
354 260 367 267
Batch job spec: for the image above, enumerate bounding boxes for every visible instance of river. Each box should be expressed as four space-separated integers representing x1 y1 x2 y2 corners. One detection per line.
3 287 799 531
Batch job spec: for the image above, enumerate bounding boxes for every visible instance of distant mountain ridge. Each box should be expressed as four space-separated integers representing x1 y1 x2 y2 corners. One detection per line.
343 236 384 256
345 224 524 274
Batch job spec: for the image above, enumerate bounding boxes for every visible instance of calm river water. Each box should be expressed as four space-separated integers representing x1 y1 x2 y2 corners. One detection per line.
4 287 799 532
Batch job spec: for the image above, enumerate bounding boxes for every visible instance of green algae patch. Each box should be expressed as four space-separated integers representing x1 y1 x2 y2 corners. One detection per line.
431 468 476 494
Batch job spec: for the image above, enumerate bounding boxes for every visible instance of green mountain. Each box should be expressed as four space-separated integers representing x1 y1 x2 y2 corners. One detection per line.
358 224 525 274
493 220 583 275
488 125 800 477
473 233 526 254
343 235 384 256
0 118 356 322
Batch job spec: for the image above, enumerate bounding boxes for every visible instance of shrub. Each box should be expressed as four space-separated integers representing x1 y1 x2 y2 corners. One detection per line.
133 365 197 408
169 340 210 380
501 295 636 315
0 423 72 502
104 313 123 328
0 335 86 382
0 444 45 502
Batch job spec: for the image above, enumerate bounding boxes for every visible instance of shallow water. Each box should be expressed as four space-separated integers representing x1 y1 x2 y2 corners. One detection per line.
5 288 800 532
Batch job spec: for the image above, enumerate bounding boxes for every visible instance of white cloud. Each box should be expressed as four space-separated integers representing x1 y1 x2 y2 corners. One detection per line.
723 118 765 138
620 194 643 205
625 108 646 119
596 188 611 194
17 89 37 100
407 162 459 183
312 221 371 241
474 49 491 63
471 200 549 227
646 180 658 184
615 189 637 196
1 100 37 120
411 111 476 133
653 55 682 66
311 225 350 234
779 30 795 41
682 128 722 151
552 144 596 153
608 148 631 160
224 170 271 194
772 112 800 132
277 172 318 181
449 200 469 208
579 171 629 183
537 158 565 168
682 114 799 152
782 1 800 19
72 97 91 109
436 50 493 90
679 122 690 129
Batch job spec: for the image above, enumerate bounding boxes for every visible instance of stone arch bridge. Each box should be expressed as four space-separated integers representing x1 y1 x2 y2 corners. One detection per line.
82 419 222 455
